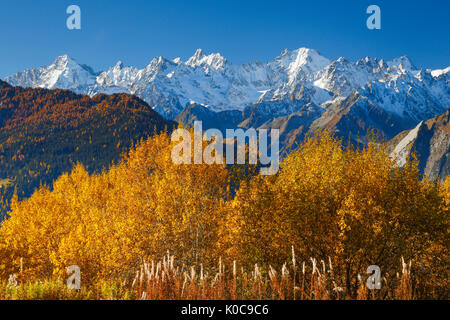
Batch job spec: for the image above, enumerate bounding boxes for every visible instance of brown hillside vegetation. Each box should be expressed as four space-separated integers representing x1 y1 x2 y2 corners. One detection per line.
0 86 162 129
0 132 448 299
0 84 175 211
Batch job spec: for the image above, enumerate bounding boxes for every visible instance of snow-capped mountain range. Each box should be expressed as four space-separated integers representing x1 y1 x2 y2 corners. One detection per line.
6 47 449 122
3 47 450 179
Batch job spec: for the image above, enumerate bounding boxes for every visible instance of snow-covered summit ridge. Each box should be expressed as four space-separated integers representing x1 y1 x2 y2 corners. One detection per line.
5 48 449 120
431 66 450 78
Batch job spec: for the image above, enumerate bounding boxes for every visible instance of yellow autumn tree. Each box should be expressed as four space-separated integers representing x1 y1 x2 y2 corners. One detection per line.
0 129 447 297
0 130 231 283
224 132 447 295
415 176 450 298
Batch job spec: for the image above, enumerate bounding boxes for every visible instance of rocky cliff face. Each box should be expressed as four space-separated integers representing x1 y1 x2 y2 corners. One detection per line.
389 109 450 181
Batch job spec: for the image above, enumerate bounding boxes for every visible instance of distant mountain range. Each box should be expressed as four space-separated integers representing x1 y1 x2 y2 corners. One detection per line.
3 48 450 180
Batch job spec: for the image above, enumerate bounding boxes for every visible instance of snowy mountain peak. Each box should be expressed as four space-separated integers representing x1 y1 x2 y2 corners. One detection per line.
272 47 331 80
143 56 173 73
186 48 205 64
149 56 166 65
52 54 73 67
387 55 416 71
5 54 98 90
113 61 124 70
378 59 387 69
275 48 330 68
50 54 96 75
356 56 379 69
185 48 227 71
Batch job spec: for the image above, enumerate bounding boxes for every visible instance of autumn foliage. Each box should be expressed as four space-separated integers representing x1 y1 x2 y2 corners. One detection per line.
0 131 448 299
0 85 175 212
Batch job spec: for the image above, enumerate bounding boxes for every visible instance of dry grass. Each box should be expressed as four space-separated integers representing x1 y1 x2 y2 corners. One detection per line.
0 178 12 188
130 249 416 300
0 248 425 300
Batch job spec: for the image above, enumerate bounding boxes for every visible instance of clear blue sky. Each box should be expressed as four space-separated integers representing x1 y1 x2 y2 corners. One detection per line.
0 0 449 78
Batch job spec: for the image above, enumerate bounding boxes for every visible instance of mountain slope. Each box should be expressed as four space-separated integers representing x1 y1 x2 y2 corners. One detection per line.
0 83 175 214
389 108 450 181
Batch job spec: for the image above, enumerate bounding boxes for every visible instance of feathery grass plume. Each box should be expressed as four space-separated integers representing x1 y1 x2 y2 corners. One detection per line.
0 253 424 300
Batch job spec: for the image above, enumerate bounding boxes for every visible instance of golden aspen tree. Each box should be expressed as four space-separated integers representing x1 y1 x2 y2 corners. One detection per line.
0 131 231 283
226 132 447 294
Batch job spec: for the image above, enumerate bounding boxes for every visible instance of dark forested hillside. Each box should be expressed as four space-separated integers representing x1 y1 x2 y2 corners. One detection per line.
0 82 176 218
0 80 10 89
